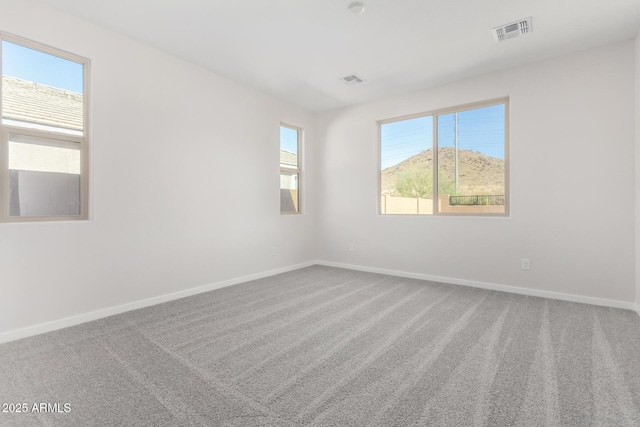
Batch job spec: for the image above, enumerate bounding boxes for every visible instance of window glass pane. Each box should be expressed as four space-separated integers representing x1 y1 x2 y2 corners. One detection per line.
2 40 84 135
380 116 434 215
280 171 299 213
8 133 81 217
437 104 506 214
280 125 298 168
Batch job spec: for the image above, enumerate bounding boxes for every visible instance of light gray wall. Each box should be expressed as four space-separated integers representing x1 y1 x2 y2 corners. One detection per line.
0 0 317 335
315 40 636 303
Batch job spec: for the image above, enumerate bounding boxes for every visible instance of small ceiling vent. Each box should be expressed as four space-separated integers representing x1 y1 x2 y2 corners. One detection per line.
492 17 532 42
339 74 365 86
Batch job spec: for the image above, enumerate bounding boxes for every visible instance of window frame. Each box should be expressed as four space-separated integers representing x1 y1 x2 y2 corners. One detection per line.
378 97 510 217
0 32 90 223
279 122 302 215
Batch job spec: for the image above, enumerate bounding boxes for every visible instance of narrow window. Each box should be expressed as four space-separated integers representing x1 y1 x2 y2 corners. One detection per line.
1 34 89 222
380 98 508 216
280 124 301 214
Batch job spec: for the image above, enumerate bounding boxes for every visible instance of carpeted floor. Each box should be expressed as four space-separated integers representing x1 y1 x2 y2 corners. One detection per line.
1 265 640 426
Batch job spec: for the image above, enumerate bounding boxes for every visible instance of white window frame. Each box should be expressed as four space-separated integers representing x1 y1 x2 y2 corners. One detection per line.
0 32 90 223
280 123 302 214
378 97 510 217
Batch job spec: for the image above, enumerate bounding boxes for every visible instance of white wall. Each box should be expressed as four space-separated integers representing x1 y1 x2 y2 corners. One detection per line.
0 0 317 336
316 40 636 304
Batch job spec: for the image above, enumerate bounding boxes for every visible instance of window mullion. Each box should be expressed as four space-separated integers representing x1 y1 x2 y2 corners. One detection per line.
432 114 438 215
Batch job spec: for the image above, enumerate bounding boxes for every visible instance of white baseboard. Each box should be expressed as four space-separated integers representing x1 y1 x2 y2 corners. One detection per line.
0 261 316 345
316 260 637 311
2 260 637 345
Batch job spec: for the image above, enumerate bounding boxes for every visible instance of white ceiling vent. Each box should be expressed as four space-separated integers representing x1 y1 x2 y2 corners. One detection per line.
492 17 532 42
339 74 365 86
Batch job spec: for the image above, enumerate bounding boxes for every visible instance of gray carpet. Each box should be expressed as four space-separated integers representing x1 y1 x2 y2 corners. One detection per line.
1 266 640 426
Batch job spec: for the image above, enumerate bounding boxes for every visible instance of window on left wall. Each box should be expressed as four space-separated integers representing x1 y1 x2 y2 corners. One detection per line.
280 124 302 214
0 33 90 222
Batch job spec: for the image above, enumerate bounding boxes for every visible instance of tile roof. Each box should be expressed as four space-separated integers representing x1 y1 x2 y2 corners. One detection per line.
280 149 297 167
2 76 83 132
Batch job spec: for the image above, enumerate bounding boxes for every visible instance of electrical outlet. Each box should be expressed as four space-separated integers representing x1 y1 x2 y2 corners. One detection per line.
521 258 530 270
348 243 355 252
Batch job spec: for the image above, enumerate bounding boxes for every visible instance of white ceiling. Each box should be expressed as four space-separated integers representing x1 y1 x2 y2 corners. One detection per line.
36 0 640 112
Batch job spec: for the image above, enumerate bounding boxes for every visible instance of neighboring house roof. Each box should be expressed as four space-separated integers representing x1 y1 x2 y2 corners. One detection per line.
2 76 83 132
280 149 297 167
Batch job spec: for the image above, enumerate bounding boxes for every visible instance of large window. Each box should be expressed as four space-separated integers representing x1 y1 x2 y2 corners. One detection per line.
1 34 89 222
280 124 302 214
380 98 509 216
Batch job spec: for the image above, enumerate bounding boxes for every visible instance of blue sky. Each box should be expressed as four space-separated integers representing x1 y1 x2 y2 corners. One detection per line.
280 125 298 154
2 40 83 93
381 104 505 170
381 116 433 170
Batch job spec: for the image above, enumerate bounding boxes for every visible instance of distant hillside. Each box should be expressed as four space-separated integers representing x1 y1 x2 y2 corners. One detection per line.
381 147 504 196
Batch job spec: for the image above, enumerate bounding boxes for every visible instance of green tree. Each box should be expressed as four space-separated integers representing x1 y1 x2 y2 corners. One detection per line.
396 166 432 198
396 166 457 198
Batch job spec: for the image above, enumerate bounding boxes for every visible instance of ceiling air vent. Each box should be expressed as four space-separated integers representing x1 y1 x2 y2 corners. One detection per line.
492 17 532 42
339 74 365 86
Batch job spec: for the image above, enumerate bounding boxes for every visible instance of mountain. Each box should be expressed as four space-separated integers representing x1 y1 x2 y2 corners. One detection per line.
381 147 504 196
